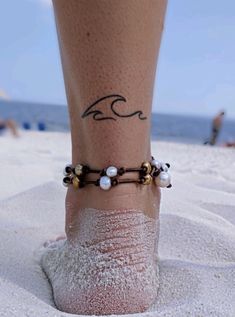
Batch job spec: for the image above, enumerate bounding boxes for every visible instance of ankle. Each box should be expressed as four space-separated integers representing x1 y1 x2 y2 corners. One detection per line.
65 184 160 241
66 183 160 214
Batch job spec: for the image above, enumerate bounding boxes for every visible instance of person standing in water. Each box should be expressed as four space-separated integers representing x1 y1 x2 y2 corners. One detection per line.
205 111 225 145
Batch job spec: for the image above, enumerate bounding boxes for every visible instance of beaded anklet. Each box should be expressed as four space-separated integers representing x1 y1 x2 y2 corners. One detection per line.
63 158 172 191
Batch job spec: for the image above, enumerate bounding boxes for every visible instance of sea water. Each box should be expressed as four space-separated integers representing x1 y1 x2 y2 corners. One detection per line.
0 99 235 145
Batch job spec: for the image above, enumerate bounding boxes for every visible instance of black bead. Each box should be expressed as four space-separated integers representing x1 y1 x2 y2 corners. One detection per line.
100 169 106 176
153 170 161 177
118 167 125 176
63 176 71 184
83 165 90 173
65 166 73 174
111 179 118 186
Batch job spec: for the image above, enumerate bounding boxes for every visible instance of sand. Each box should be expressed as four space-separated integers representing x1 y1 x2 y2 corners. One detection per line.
0 131 234 317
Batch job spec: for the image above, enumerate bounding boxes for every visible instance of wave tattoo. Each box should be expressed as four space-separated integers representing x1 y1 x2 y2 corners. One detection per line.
81 94 147 121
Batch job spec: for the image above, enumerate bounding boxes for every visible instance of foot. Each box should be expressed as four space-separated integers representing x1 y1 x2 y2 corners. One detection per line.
41 184 160 315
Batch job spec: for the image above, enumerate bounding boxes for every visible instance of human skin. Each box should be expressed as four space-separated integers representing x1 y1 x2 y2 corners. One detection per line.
0 118 18 136
42 0 167 314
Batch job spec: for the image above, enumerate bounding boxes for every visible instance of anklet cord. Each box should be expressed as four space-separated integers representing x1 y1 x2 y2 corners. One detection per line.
63 158 172 191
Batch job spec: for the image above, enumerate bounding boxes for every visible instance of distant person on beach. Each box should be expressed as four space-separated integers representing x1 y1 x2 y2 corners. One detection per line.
205 111 225 145
0 117 18 137
41 1 168 315
224 140 235 148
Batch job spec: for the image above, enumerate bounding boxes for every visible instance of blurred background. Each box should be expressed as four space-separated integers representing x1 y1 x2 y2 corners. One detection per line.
0 0 235 144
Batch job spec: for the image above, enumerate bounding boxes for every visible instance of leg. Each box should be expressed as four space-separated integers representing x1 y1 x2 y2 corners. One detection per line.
210 128 218 145
42 0 167 314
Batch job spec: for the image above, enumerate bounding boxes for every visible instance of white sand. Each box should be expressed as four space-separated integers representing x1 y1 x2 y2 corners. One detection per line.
0 131 234 317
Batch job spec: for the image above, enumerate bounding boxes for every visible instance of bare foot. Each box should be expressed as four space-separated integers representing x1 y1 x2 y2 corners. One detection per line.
41 184 160 315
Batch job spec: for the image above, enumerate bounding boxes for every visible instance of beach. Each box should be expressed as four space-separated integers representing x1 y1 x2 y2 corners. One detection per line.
0 130 234 317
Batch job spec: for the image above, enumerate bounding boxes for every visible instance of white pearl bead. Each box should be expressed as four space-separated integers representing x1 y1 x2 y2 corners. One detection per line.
106 166 118 177
100 176 111 190
155 172 171 188
74 164 83 176
151 159 162 170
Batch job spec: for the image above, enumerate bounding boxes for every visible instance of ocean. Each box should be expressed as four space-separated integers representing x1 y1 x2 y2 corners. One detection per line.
0 99 235 145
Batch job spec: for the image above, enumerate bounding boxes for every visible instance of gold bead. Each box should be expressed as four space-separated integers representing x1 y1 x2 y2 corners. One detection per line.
72 177 80 189
74 164 83 176
143 174 152 185
142 162 152 174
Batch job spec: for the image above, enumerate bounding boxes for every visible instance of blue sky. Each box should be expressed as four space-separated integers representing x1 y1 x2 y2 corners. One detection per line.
0 0 235 118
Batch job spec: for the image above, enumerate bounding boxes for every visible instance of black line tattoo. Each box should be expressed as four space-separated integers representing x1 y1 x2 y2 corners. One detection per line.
81 94 147 121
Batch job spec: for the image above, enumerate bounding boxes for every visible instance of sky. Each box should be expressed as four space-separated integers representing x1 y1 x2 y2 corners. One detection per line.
0 0 235 118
